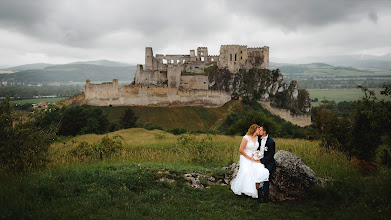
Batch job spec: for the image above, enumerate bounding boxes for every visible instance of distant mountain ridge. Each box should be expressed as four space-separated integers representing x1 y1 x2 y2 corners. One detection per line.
270 62 372 75
0 62 137 83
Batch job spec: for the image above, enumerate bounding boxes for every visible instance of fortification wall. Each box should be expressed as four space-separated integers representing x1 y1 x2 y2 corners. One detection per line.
84 83 230 107
180 75 208 90
257 101 311 127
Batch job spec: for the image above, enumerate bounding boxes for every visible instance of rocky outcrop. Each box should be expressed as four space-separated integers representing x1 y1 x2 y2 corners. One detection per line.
157 150 327 202
270 150 326 201
207 67 311 114
227 150 327 201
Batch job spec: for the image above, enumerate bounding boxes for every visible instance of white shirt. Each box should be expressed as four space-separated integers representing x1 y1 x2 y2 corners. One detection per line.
260 135 268 157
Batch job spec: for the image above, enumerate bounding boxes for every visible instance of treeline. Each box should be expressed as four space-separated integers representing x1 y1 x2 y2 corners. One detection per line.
218 96 311 139
0 100 139 172
312 84 391 167
289 78 390 89
0 84 83 99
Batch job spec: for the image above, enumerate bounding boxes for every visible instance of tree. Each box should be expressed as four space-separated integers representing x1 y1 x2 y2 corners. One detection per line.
0 97 55 172
120 108 138 129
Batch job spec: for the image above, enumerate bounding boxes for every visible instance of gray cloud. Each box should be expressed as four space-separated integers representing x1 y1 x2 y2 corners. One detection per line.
224 0 390 31
0 0 230 48
0 0 390 67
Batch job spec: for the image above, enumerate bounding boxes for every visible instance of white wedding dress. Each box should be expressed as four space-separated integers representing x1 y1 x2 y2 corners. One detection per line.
230 135 269 198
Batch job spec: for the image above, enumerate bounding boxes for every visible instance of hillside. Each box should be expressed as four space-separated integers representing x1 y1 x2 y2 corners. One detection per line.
98 99 308 138
100 101 238 131
0 64 137 83
2 128 390 219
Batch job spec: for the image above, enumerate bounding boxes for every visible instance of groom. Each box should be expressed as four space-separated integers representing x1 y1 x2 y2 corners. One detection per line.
258 123 276 203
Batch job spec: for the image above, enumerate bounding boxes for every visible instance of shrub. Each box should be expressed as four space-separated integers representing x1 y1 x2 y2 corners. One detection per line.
0 97 55 172
120 108 138 129
177 134 214 165
69 135 124 161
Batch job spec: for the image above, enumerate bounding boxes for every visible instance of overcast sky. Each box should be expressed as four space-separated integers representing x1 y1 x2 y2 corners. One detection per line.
1 0 391 67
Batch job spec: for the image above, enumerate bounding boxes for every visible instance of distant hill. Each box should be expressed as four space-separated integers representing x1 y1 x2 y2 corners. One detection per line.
270 62 372 76
69 60 131 67
0 63 137 83
6 63 55 72
282 53 391 72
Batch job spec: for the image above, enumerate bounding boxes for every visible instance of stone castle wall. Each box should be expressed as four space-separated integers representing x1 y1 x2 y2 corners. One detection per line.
84 80 230 107
257 101 311 127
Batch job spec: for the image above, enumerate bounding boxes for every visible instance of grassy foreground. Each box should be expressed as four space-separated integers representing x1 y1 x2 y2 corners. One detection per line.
1 128 391 219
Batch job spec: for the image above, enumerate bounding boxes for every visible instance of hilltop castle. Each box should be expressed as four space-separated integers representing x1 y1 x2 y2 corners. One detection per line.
64 44 311 126
135 45 269 89
81 45 269 107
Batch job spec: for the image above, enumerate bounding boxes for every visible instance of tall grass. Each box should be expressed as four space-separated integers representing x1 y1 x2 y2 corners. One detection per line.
1 128 390 219
49 128 357 181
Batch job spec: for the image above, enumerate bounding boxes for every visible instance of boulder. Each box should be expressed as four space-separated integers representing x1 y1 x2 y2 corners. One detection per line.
270 150 320 201
228 150 325 201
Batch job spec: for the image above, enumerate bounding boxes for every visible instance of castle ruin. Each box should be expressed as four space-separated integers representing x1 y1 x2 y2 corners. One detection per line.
134 45 269 89
82 45 269 108
64 44 311 126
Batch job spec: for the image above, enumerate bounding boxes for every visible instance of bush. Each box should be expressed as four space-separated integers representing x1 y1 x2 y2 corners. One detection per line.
0 97 55 172
39 105 111 136
69 135 124 161
168 128 187 135
177 134 214 165
120 108 138 129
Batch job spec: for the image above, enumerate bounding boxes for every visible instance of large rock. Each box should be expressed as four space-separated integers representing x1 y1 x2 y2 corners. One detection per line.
270 150 320 201
229 150 324 202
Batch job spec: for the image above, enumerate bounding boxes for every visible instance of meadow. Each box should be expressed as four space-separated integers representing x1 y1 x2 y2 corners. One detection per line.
1 128 390 219
308 88 391 106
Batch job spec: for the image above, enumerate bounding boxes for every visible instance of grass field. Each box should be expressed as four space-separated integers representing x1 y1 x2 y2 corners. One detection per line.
1 128 390 219
9 97 67 105
101 100 238 131
309 88 391 107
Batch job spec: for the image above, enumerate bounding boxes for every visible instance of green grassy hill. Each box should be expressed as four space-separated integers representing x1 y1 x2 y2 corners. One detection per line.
100 101 238 131
1 128 390 219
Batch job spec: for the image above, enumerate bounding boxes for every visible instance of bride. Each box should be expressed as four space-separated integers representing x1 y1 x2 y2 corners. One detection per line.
230 124 269 198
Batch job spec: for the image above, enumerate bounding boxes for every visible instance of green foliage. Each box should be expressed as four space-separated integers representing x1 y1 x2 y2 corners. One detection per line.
0 97 55 172
120 108 138 129
39 105 111 136
177 134 214 165
69 135 124 161
167 128 187 135
219 97 307 138
314 84 391 162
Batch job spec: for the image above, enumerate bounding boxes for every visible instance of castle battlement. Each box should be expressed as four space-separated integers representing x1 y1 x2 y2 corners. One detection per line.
135 44 269 88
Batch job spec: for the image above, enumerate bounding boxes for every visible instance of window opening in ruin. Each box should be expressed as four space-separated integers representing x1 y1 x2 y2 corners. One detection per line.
201 57 204 61
235 54 237 61
230 54 232 61
183 60 186 63
211 58 214 61
201 52 203 55
171 60 174 64
177 60 180 64
162 59 167 64
241 51 242 54
241 56 242 60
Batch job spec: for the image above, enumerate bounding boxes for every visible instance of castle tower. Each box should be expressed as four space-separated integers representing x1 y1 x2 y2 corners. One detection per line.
145 47 154 70
197 47 208 62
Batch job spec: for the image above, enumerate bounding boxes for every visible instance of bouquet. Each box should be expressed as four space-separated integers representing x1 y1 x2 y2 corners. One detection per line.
252 150 262 160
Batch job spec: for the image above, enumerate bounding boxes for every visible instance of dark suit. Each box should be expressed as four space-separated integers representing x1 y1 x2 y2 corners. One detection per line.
257 135 276 197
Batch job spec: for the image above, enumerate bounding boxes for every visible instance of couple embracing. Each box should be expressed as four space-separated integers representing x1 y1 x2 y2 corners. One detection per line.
230 124 276 202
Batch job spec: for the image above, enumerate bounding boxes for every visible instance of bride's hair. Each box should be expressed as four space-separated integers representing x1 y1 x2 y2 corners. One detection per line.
246 124 259 136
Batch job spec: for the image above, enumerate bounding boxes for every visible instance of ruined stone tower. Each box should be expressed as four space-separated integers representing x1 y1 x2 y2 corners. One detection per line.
134 44 269 89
